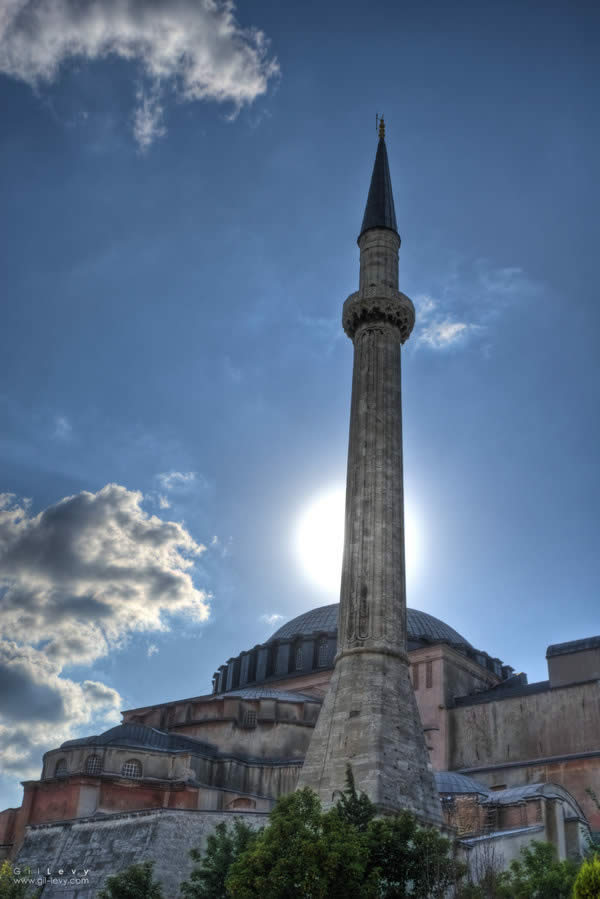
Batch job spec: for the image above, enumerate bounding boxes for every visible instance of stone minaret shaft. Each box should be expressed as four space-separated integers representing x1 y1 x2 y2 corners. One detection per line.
298 124 442 825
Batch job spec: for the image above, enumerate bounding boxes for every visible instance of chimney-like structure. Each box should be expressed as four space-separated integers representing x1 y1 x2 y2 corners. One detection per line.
297 120 443 825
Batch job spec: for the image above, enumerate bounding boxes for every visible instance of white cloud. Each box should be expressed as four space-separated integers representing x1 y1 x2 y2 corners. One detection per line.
53 415 72 440
0 484 208 781
419 320 477 349
259 612 284 628
158 494 170 509
413 295 475 350
411 262 540 352
147 643 159 657
132 85 166 151
157 470 197 491
0 0 279 148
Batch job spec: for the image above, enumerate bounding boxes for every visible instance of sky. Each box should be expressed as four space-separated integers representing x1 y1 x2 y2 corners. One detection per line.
0 0 598 809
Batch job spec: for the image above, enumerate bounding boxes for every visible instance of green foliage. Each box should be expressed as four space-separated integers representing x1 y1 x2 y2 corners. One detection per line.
220 781 464 899
180 818 259 898
573 854 600 898
334 765 376 833
0 861 29 899
98 860 163 899
366 813 466 898
495 841 578 899
225 788 368 899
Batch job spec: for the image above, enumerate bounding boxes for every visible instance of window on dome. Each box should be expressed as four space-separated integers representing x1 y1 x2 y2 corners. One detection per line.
317 640 329 667
243 710 257 729
121 759 142 779
426 661 433 689
55 758 68 777
85 754 102 776
295 646 304 670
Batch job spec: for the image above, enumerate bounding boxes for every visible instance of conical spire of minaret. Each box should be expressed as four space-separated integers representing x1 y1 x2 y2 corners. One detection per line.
358 116 398 240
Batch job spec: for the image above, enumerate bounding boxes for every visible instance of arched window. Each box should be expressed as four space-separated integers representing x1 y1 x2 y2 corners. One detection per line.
121 759 142 779
318 640 329 667
295 646 304 671
229 797 256 810
55 758 68 777
85 754 102 775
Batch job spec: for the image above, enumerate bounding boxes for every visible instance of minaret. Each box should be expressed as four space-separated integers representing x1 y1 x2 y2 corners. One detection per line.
298 119 443 825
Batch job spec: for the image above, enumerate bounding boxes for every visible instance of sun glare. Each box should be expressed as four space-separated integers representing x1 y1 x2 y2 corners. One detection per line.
295 486 420 596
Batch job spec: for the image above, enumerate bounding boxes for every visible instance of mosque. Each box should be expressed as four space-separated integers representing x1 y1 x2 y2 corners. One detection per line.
1 124 598 894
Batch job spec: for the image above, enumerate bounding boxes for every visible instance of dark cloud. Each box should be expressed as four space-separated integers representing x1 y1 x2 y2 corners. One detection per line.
0 663 65 723
0 484 209 784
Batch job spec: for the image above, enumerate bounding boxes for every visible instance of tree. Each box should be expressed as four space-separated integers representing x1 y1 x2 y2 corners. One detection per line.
366 813 466 898
334 765 376 833
584 787 600 854
573 854 600 898
225 788 369 899
0 861 29 899
180 818 259 898
454 839 505 899
222 780 466 899
98 860 163 899
495 841 578 899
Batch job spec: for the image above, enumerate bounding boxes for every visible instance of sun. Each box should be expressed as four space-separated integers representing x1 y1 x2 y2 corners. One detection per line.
295 485 420 596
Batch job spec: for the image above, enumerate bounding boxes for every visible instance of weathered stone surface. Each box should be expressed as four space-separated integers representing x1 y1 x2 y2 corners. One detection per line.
16 808 267 898
299 651 443 824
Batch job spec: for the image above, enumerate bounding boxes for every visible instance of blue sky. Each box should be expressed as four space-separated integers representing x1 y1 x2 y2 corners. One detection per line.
0 0 598 809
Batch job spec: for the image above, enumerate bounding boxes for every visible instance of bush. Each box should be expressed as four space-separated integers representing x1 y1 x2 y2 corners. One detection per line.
0 861 30 899
221 768 465 898
180 818 259 898
573 854 600 898
496 841 578 899
225 788 368 899
98 860 163 898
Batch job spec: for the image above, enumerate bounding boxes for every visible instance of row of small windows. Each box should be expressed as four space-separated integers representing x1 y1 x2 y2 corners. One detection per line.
53 756 143 779
216 638 332 692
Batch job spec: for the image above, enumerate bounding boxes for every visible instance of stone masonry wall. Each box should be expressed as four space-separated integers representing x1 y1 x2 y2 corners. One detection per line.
16 807 267 898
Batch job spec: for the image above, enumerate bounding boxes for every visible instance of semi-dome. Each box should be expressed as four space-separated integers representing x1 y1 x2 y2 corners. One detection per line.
435 771 489 796
269 603 471 648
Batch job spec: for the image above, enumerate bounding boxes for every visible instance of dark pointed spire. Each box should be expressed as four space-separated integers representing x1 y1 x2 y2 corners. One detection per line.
358 116 398 241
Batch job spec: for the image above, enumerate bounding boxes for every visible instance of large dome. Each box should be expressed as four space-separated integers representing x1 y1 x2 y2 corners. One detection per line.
269 603 471 648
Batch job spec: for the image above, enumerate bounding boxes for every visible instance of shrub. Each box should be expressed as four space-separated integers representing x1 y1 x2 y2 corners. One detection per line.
180 818 259 898
573 854 600 898
98 860 163 898
0 860 30 899
496 841 578 899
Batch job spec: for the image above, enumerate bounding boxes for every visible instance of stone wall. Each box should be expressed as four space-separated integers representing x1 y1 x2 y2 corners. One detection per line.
449 680 600 770
16 807 267 898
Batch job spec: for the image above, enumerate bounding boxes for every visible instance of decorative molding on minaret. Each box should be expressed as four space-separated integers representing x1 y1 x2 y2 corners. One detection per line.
297 126 443 826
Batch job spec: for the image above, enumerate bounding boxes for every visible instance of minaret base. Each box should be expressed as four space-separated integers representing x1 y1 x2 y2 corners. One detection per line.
297 650 443 827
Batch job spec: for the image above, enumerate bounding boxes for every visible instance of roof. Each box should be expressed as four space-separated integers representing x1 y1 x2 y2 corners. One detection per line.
547 635 600 658
358 136 398 240
60 723 219 757
269 603 472 648
58 723 304 768
454 680 550 707
435 771 488 796
219 687 320 703
483 784 552 804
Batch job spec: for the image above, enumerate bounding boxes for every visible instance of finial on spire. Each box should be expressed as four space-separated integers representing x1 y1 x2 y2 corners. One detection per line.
359 116 397 240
